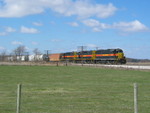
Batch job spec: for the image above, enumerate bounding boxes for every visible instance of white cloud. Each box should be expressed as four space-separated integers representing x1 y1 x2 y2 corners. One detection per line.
5 27 16 32
0 32 7 36
20 26 39 34
0 46 5 50
50 21 56 25
0 26 16 36
68 22 79 27
12 41 23 45
51 39 62 42
113 20 149 33
0 0 48 17
0 0 117 18
82 19 149 33
87 44 97 48
82 19 109 32
32 42 38 45
50 1 117 19
83 19 100 27
92 27 102 32
32 22 43 26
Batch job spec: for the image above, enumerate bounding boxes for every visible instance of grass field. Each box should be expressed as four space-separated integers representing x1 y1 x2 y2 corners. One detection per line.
0 65 150 113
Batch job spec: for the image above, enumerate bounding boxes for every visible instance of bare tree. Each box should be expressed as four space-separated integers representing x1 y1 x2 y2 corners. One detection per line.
0 50 7 61
33 48 41 55
13 46 26 61
33 48 41 61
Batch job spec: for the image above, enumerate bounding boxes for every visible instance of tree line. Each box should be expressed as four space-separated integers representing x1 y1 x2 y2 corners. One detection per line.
0 45 42 62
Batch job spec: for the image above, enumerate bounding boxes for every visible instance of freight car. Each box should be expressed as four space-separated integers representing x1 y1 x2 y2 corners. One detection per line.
60 48 126 64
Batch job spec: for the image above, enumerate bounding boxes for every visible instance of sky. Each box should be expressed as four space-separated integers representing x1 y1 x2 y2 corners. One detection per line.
0 0 150 59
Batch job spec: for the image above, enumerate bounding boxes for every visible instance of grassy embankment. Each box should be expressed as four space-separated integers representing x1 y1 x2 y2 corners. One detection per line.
0 65 149 113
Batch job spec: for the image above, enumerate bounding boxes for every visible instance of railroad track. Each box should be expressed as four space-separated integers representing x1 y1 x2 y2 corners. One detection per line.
73 63 150 70
102 65 150 70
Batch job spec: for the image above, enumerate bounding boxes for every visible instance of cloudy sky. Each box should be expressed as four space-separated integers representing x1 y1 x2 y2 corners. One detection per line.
0 0 150 59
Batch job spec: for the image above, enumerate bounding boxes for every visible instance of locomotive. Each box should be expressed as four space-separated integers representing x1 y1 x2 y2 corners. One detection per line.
59 48 126 64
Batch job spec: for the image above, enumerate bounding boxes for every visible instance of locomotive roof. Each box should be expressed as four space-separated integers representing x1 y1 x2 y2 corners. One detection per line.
96 48 123 51
62 48 123 53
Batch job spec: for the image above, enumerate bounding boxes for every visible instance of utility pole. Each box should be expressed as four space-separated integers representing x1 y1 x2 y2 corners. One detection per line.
45 50 51 61
78 46 86 66
78 46 86 52
45 50 51 56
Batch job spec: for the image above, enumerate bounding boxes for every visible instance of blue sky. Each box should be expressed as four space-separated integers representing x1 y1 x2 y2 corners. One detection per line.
0 0 150 59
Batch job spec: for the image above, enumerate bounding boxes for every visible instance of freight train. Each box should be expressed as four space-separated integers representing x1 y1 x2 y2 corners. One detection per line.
49 48 126 64
4 48 126 64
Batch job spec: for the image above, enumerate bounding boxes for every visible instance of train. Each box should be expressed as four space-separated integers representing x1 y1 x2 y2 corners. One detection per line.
49 48 126 64
3 48 126 64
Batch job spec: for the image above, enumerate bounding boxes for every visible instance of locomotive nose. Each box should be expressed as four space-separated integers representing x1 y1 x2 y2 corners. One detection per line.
118 53 124 59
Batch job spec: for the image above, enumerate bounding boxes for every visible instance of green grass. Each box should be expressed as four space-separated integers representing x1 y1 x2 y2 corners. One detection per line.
0 65 150 113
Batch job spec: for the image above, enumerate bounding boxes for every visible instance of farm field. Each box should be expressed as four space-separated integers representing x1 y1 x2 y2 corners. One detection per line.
0 65 150 113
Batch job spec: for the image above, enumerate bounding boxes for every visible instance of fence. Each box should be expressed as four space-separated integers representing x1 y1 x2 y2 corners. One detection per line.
0 83 150 113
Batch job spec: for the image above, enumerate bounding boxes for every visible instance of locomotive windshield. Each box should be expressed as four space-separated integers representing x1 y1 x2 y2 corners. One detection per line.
113 49 123 53
117 49 123 53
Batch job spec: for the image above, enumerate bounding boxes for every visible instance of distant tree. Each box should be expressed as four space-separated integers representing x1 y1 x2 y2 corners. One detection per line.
33 48 41 55
0 50 7 61
13 46 26 61
33 48 41 61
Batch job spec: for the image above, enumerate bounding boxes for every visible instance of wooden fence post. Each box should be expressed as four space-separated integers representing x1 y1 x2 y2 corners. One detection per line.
134 83 138 113
16 84 22 113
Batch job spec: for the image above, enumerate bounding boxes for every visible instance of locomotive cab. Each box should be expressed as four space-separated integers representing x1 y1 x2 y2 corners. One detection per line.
115 49 126 64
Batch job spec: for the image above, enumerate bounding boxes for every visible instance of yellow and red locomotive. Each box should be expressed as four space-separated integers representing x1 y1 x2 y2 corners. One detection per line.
59 48 126 64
